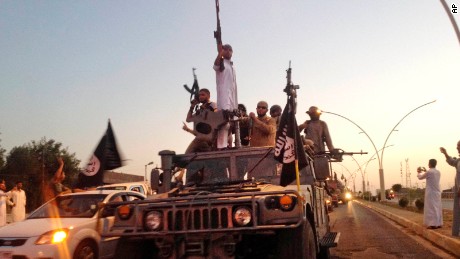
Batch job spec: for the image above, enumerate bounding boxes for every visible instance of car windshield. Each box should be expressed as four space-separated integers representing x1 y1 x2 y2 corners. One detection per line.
28 194 107 219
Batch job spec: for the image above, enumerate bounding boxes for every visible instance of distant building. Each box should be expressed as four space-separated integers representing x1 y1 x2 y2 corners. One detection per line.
103 171 144 184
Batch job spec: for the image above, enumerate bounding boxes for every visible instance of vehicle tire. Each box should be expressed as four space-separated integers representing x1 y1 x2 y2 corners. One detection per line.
73 240 97 259
114 238 158 259
277 219 317 259
318 246 330 259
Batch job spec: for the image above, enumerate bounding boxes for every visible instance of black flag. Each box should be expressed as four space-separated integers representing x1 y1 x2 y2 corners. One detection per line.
79 120 123 188
274 96 308 187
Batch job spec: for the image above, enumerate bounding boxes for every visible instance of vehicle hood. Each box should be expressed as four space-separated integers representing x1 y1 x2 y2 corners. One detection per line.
0 218 93 237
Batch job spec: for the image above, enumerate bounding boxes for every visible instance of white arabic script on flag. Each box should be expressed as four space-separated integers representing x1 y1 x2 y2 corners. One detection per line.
83 155 100 176
274 126 295 164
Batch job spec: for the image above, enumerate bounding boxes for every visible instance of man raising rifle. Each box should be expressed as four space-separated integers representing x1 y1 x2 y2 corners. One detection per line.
213 0 239 149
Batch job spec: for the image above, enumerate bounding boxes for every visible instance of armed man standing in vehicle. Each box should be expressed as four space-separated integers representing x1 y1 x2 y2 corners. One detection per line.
245 101 276 147
298 106 335 154
298 106 336 180
213 43 238 149
183 88 218 153
270 104 282 130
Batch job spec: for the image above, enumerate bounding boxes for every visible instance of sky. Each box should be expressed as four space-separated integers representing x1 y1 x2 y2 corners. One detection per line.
1 1 459 193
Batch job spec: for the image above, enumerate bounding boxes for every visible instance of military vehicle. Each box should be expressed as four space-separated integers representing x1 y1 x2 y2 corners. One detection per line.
101 146 340 258
99 62 350 258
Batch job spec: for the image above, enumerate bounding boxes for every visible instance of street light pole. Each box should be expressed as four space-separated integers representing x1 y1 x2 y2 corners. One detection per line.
361 144 393 193
348 156 375 193
348 156 365 193
323 100 435 201
378 100 436 200
145 161 153 183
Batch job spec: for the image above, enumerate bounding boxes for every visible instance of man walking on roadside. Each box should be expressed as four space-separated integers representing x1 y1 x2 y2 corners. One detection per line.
440 141 460 236
417 159 443 229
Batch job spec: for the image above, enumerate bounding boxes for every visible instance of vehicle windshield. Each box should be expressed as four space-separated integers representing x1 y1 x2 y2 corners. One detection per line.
184 149 281 185
97 186 127 191
28 194 107 219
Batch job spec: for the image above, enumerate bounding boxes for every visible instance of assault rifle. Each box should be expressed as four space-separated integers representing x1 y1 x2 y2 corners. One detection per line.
183 68 199 102
213 0 225 71
213 0 222 50
321 149 368 162
284 61 299 113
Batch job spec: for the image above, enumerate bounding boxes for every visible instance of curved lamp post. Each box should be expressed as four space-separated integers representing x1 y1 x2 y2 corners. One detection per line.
323 100 436 201
441 0 460 46
349 156 375 193
362 144 394 193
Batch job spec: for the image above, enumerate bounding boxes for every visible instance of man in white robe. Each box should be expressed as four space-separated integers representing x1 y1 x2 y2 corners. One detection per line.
0 181 13 227
441 141 460 236
213 43 238 149
417 159 443 228
9 181 26 222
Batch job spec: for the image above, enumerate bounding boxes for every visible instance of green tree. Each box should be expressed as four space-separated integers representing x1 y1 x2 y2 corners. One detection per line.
0 133 6 169
1 137 80 211
392 184 402 193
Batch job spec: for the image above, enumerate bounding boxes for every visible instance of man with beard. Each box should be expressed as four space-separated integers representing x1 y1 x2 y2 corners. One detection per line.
183 88 217 153
246 101 276 147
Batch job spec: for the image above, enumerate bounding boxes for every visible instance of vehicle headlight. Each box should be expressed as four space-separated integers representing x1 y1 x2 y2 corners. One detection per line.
345 193 352 199
144 211 162 231
117 205 132 220
279 195 296 211
233 206 252 226
35 229 68 245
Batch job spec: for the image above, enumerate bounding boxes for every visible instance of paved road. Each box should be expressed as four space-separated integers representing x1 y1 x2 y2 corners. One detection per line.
329 201 455 259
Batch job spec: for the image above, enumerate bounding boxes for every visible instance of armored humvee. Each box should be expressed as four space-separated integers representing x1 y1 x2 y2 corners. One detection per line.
100 145 340 258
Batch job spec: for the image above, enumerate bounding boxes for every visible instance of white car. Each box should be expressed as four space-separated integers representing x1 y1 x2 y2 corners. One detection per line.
0 190 145 259
96 181 153 196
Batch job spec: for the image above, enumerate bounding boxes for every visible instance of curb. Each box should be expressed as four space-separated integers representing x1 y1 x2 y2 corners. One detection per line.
355 200 460 257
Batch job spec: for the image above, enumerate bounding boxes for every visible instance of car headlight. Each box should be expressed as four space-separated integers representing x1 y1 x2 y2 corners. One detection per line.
233 206 252 226
345 193 352 199
35 229 68 245
144 211 162 231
